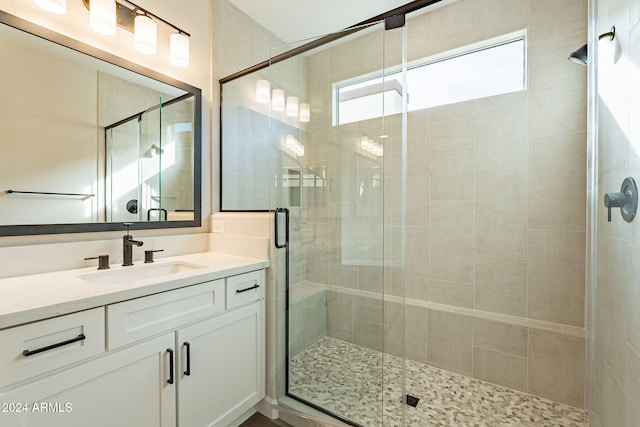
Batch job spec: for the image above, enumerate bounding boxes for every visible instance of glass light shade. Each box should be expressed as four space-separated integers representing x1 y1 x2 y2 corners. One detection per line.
256 80 271 103
134 15 157 55
299 103 310 122
286 96 299 117
272 89 285 111
170 33 190 67
90 0 116 35
35 0 66 14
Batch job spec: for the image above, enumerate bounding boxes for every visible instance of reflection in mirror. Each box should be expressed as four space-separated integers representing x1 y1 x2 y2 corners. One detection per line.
0 11 201 235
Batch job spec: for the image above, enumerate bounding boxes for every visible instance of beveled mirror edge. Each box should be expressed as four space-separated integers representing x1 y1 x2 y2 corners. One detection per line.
0 10 202 236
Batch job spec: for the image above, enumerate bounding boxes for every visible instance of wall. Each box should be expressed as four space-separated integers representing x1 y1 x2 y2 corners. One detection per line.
592 0 640 424
0 33 98 224
302 0 589 408
0 0 211 249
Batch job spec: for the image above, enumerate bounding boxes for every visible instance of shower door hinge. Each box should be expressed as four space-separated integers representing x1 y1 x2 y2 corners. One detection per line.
385 14 405 30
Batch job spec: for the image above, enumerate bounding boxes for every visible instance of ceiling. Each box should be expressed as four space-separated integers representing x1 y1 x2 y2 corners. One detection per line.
227 0 416 43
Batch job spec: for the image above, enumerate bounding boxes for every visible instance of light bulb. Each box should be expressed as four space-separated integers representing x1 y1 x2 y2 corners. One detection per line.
134 14 157 55
299 103 310 122
90 0 116 35
170 33 189 67
272 89 285 111
34 0 66 14
256 80 271 104
286 96 299 117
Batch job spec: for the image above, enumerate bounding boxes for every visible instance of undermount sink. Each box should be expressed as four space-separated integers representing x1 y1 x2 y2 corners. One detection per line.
79 261 206 285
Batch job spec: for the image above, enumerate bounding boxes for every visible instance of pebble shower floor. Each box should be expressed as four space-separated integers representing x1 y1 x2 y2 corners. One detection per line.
290 337 588 427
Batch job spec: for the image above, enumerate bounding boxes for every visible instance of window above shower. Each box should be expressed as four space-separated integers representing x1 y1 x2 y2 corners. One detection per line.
334 31 527 125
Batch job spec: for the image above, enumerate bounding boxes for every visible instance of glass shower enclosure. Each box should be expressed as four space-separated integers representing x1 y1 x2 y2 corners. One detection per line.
221 1 590 425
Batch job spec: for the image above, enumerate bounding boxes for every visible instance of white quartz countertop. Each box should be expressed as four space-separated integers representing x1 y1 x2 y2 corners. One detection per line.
0 252 268 330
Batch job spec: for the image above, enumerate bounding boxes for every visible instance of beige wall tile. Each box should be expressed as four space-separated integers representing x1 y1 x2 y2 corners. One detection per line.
473 347 527 391
474 318 528 357
430 149 475 201
427 310 473 375
431 117 475 152
528 230 586 265
475 91 528 170
527 261 586 327
431 201 475 284
528 132 587 232
407 152 430 227
353 319 384 352
528 0 588 43
600 361 626 427
422 0 478 57
326 290 353 342
406 226 430 300
385 301 404 358
529 32 588 137
476 168 527 258
475 0 528 41
475 256 527 317
429 280 474 309
528 329 585 408
430 99 475 123
405 305 428 364
354 294 384 325
626 345 640 427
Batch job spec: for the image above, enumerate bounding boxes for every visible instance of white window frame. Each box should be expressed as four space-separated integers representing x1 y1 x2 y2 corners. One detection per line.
332 30 528 126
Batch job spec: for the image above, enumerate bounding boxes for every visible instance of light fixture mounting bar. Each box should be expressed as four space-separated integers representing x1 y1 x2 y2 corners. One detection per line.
81 0 190 37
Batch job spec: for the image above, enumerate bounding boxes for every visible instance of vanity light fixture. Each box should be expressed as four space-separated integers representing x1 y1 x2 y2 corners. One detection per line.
169 32 189 67
134 13 157 55
89 0 116 35
35 0 191 67
256 79 271 104
34 0 66 15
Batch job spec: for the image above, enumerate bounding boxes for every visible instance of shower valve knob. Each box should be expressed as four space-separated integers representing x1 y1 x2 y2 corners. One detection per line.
604 177 638 222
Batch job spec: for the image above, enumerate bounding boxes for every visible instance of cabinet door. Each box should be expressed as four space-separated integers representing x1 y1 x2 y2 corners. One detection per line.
177 301 265 427
0 333 176 427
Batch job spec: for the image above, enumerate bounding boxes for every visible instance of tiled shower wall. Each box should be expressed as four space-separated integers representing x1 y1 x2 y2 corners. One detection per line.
297 0 589 409
592 0 640 425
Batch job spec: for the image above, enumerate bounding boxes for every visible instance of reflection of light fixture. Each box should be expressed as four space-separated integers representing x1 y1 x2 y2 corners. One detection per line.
286 96 299 117
40 0 193 66
34 0 66 14
170 32 190 67
90 0 116 35
299 103 310 122
285 134 304 157
567 26 615 66
360 136 383 157
256 80 271 104
272 89 285 111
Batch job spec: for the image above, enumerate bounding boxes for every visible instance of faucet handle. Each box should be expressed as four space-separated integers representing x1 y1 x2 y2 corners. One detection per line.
144 249 164 263
84 255 110 270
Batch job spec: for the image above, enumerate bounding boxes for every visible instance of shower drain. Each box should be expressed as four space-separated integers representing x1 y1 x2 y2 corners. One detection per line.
404 394 420 408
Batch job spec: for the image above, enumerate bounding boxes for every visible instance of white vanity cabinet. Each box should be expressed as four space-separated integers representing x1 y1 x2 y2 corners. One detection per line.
177 300 264 427
0 332 176 427
0 268 266 427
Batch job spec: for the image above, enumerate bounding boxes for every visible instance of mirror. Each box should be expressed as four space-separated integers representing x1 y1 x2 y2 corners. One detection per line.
0 11 201 236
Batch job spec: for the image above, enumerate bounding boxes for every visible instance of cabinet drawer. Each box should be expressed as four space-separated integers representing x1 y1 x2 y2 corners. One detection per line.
0 307 105 389
226 270 265 309
107 279 225 350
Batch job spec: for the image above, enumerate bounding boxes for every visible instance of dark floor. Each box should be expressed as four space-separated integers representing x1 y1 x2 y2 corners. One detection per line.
240 413 289 427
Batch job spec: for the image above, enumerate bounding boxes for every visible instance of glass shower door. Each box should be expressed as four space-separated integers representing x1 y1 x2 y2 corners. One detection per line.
270 19 407 426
